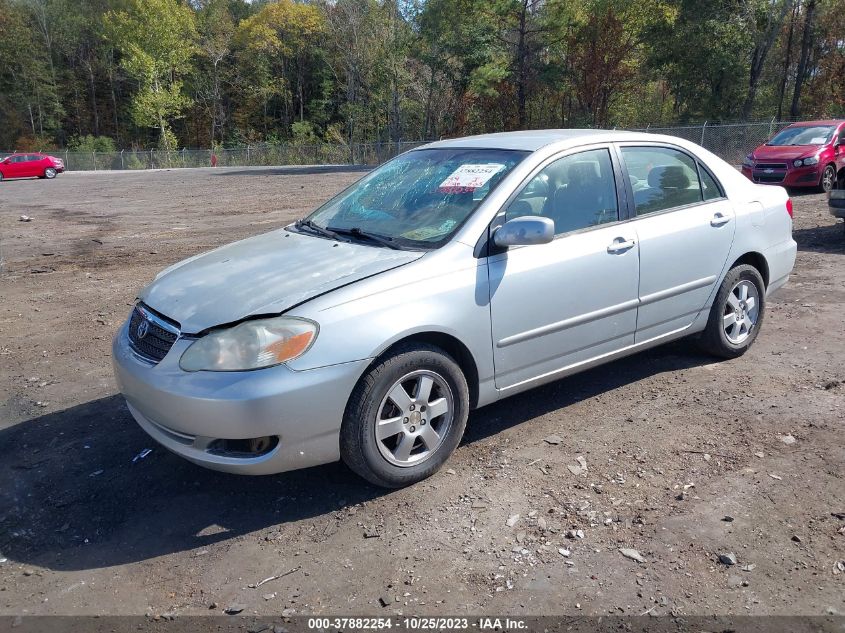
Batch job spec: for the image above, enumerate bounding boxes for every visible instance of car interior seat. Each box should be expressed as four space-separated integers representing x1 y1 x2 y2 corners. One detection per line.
635 165 701 211
548 161 610 233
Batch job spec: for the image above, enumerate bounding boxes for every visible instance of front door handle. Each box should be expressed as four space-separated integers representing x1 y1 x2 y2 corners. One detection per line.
607 238 636 253
710 213 731 227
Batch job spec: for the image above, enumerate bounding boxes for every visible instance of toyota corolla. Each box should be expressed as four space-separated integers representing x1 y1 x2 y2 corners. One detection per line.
113 130 796 487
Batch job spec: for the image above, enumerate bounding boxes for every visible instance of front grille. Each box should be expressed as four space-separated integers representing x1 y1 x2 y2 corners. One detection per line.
127 304 180 364
755 162 788 170
754 174 785 183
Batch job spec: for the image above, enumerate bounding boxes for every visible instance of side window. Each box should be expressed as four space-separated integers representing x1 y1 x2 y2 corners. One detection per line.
621 146 703 215
506 148 619 235
699 165 723 201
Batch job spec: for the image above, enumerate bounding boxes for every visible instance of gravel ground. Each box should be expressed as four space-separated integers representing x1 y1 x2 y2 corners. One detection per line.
0 167 843 617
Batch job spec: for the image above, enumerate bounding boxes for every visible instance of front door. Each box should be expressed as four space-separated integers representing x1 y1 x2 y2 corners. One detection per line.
618 145 737 342
488 147 640 391
6 156 27 178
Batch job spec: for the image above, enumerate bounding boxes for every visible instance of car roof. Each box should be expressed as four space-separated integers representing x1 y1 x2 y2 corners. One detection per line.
784 119 845 128
418 129 695 152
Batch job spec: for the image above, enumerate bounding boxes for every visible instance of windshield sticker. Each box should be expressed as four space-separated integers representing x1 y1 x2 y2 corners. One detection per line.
809 137 827 145
438 164 504 193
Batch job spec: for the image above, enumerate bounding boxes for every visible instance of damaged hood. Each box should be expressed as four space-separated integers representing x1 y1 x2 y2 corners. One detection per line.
139 228 423 333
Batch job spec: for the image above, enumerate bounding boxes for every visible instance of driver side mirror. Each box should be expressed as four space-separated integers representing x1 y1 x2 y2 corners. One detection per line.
493 216 554 248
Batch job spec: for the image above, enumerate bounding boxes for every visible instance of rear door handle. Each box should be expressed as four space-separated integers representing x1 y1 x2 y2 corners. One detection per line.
710 213 731 227
607 238 636 253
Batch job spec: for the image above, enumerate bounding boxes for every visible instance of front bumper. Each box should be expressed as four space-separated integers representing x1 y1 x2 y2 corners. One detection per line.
741 164 821 188
112 321 370 475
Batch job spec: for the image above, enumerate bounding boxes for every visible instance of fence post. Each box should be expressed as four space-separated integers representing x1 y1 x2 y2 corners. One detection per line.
150 148 154 169
246 144 250 165
65 149 69 171
120 149 124 170
92 151 97 171
700 121 707 147
769 116 775 138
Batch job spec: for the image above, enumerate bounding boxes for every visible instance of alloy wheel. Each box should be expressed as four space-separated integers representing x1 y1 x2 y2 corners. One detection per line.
723 280 760 345
822 166 835 193
374 369 454 467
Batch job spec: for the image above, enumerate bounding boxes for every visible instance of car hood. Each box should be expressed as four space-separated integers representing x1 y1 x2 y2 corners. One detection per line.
139 228 424 333
753 144 821 161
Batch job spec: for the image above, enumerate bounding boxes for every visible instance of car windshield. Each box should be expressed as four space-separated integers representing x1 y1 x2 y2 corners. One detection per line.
767 125 836 146
301 148 528 248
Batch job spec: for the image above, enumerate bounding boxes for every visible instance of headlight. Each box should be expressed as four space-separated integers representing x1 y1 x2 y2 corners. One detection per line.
794 156 819 167
180 317 318 371
743 155 754 167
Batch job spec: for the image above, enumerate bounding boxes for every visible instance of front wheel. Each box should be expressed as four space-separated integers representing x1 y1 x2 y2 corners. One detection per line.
820 164 836 193
44 167 57 179
340 343 469 488
699 264 765 358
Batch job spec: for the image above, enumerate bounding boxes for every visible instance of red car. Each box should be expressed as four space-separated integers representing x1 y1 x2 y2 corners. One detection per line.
0 152 65 181
741 119 845 193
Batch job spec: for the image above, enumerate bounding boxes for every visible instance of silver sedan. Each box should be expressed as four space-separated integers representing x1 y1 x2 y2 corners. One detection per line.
113 130 797 487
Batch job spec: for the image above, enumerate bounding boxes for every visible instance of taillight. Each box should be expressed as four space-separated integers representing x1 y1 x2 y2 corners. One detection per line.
786 198 793 218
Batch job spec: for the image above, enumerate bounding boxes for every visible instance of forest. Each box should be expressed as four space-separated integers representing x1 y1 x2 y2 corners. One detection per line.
0 0 843 152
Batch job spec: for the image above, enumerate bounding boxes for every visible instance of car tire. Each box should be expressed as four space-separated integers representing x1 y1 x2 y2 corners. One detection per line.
699 264 766 359
820 164 836 193
340 343 469 488
44 167 57 179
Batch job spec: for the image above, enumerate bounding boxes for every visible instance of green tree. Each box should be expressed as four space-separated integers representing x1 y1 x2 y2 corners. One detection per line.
233 0 324 139
104 0 197 149
645 0 750 120
0 0 63 146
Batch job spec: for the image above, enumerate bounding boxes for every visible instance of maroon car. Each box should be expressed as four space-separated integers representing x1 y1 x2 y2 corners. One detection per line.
741 120 845 192
0 152 65 181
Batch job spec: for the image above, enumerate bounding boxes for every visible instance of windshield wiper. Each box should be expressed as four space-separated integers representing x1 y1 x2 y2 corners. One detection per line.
293 219 349 242
327 226 403 250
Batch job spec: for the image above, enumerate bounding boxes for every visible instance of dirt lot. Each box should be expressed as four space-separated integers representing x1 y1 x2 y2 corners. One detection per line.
0 167 843 617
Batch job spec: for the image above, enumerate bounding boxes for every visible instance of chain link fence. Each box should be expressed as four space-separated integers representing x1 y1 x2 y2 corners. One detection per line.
628 119 793 165
1 121 798 172
0 141 427 172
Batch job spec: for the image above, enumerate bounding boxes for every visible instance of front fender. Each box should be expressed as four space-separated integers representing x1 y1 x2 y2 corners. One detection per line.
285 245 496 403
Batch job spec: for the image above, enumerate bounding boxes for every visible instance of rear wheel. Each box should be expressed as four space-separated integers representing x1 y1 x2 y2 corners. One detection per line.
699 264 765 358
340 343 469 488
44 167 57 179
820 164 836 193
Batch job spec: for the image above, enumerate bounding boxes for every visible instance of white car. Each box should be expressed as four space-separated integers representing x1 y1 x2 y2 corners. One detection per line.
113 130 797 487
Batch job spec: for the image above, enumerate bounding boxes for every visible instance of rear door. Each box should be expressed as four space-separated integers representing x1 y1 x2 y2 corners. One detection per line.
23 155 43 177
618 144 736 342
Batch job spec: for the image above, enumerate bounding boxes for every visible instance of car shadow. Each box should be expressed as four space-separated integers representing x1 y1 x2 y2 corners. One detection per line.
792 222 845 254
0 342 710 572
464 341 708 443
214 165 371 177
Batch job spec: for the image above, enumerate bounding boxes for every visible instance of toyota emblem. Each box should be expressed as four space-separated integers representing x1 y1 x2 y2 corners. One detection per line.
136 319 149 340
